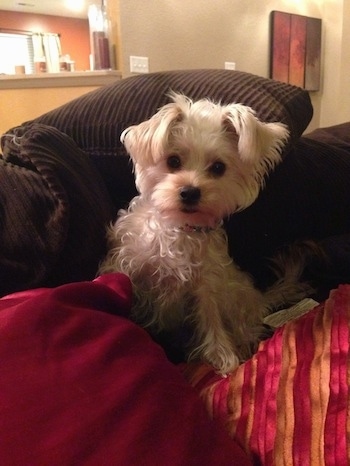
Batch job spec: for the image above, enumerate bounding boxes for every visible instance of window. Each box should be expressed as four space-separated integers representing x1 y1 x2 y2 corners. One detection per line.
0 31 34 74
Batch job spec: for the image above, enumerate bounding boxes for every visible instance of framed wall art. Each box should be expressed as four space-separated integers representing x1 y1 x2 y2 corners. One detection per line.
270 11 322 91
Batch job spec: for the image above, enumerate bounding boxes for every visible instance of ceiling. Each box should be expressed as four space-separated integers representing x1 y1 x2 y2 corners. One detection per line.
0 0 90 18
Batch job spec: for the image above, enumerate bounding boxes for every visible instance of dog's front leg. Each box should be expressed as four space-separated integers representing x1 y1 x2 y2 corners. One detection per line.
191 284 240 375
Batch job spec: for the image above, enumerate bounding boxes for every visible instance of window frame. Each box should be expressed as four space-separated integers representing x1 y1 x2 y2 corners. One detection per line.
0 28 35 74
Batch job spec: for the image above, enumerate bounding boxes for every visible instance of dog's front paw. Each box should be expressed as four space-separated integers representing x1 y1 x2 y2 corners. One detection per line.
203 345 240 376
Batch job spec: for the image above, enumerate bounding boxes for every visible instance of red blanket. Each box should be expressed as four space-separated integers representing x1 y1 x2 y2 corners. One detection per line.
2 271 348 465
0 273 249 466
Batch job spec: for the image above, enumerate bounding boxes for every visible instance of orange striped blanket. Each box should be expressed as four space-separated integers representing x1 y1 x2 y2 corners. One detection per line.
182 284 350 465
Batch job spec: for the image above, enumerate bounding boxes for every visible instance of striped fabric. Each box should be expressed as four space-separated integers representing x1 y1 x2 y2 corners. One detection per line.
182 284 350 465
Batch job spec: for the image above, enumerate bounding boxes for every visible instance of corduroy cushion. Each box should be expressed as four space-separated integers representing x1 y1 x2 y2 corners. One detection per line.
1 70 349 298
304 121 350 152
182 284 350 465
0 124 114 296
225 132 350 294
19 69 313 209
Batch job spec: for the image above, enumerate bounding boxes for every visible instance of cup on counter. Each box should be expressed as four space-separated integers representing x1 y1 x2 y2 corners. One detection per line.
59 55 75 72
15 65 26 74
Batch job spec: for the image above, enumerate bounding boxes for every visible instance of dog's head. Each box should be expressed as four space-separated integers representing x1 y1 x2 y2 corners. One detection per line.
121 92 289 228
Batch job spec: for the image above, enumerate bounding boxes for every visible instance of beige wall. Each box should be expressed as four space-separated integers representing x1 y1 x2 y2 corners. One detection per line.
322 0 350 127
113 0 350 132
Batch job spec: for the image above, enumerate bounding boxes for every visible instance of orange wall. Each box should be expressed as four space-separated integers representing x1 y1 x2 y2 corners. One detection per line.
0 11 90 71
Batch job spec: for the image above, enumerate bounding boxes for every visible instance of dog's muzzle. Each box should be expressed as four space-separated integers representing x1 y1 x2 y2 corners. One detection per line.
179 186 201 205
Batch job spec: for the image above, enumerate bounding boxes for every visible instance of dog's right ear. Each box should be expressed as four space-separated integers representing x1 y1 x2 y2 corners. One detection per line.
120 100 183 166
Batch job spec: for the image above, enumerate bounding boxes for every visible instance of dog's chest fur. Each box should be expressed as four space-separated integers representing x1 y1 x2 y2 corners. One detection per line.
104 199 245 328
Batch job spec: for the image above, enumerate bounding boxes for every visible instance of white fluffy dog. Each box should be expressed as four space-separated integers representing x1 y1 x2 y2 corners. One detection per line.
99 92 306 374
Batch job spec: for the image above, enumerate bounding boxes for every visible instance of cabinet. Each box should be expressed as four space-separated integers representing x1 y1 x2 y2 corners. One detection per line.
0 71 121 136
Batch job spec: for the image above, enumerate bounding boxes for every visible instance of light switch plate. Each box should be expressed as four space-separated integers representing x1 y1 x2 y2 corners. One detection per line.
130 55 149 73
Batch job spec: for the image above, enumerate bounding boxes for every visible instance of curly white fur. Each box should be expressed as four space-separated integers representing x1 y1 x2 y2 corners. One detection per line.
99 92 303 374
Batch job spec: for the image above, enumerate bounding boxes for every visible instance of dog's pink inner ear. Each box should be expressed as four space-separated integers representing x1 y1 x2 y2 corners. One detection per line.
174 112 184 123
167 112 184 132
160 108 184 148
223 118 239 145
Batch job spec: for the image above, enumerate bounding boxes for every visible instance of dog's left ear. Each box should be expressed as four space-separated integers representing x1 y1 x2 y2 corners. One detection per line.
223 104 289 167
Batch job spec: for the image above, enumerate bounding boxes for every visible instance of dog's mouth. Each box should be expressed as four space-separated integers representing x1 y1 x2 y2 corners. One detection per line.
177 208 219 229
160 206 219 231
181 206 198 214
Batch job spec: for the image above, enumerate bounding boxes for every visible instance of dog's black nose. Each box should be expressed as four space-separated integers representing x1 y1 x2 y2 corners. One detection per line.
179 186 201 205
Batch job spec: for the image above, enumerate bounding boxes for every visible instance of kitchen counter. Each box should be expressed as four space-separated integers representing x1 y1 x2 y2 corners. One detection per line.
0 70 122 89
0 70 122 135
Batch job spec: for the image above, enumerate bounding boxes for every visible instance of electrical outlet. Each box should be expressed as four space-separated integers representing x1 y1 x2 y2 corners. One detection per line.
130 55 149 73
224 61 236 70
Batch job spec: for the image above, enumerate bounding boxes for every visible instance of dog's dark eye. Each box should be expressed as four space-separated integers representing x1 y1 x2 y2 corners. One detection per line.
167 155 182 171
209 161 226 177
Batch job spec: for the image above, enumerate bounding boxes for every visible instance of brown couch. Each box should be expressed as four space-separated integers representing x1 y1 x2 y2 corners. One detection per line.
1 69 350 465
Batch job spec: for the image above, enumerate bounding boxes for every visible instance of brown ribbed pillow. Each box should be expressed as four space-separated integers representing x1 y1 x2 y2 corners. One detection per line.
22 69 313 207
0 124 114 296
27 69 312 156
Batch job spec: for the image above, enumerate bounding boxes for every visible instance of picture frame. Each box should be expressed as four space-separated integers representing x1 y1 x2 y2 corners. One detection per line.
270 11 322 91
